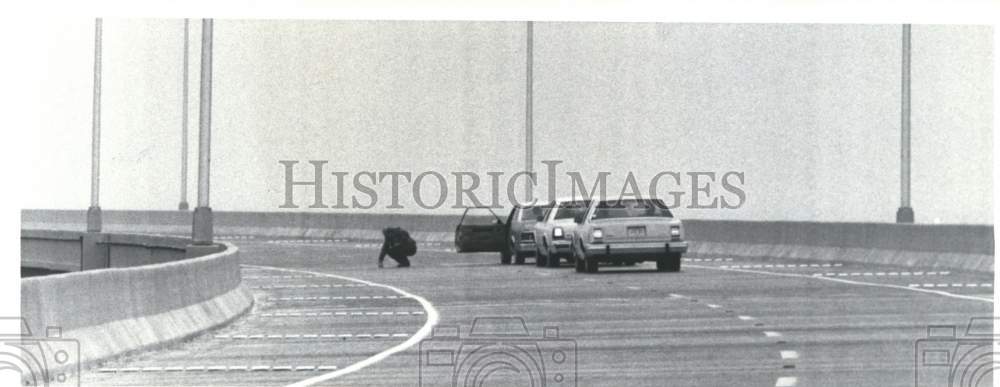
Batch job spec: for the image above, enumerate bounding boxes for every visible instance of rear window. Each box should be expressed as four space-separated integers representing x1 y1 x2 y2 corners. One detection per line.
519 205 553 221
593 199 674 219
553 200 591 220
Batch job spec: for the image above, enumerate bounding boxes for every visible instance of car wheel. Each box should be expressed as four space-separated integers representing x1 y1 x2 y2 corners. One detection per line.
547 252 561 268
657 253 681 272
585 257 599 273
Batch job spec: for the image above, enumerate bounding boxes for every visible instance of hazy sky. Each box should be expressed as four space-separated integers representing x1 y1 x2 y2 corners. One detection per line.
22 20 993 223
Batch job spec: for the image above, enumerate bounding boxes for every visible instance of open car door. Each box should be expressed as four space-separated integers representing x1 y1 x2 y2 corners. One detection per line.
455 207 506 253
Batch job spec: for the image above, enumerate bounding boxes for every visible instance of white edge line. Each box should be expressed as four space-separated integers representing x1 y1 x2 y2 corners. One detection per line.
686 264 992 304
241 264 440 387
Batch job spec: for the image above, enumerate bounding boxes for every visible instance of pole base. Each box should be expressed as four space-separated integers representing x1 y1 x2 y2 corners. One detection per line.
86 206 102 232
896 207 914 223
192 206 213 245
178 201 190 211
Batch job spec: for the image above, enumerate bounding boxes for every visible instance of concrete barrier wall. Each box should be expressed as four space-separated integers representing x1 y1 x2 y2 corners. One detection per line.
21 230 191 271
20 238 253 370
23 209 994 272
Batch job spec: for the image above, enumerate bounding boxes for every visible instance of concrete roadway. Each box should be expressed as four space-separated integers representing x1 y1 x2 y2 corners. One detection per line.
85 239 994 387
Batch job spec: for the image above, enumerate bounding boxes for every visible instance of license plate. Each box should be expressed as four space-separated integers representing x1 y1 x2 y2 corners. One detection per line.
627 226 646 238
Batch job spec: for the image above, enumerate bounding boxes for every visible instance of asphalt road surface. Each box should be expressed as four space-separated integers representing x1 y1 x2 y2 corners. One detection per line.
85 238 994 387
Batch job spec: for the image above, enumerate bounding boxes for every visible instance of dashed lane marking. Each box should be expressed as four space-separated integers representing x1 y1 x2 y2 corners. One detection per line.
269 295 406 301
907 283 991 288
780 351 800 360
775 376 798 387
683 258 734 262
705 304 721 309
251 284 371 289
812 271 950 277
721 263 842 269
626 286 641 290
241 264 439 387
764 331 783 337
737 315 756 321
258 311 424 317
214 333 411 340
97 365 339 373
687 264 992 303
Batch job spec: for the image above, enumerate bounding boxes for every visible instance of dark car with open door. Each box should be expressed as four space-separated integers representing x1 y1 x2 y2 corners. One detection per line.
454 207 506 255
455 204 553 265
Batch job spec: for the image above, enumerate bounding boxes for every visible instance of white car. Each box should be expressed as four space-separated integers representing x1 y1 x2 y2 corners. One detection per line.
571 198 688 273
532 197 592 268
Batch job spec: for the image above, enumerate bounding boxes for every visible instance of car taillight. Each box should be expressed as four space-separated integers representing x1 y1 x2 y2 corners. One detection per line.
592 228 603 241
670 226 681 240
553 227 564 239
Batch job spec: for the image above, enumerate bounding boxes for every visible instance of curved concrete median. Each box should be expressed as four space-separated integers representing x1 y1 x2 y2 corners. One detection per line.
20 240 254 370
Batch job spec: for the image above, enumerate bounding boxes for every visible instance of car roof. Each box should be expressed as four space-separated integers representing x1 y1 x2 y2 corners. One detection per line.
553 196 591 204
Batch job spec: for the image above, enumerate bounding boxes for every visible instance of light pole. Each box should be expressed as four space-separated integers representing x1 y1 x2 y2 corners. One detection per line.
896 24 914 223
192 19 214 245
179 19 190 211
525 21 534 202
87 18 103 232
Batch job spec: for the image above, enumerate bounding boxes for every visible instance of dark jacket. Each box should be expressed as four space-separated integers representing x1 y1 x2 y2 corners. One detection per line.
378 227 417 265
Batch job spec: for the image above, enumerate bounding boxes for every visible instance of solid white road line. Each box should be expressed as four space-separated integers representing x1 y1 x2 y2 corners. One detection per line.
241 264 440 387
687 264 992 303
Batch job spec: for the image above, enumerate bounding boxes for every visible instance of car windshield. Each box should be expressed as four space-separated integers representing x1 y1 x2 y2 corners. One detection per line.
519 205 553 221
593 199 674 219
553 200 591 220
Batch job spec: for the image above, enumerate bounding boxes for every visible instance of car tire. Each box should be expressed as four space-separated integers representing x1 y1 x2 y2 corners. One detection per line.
585 257 599 273
657 253 681 272
547 252 561 268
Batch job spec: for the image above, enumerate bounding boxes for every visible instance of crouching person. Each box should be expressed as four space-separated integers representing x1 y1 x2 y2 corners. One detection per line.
378 227 417 268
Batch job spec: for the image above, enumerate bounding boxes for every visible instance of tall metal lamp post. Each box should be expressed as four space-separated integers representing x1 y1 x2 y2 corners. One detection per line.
192 18 214 245
87 18 103 233
179 19 191 211
896 24 915 223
